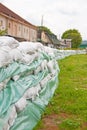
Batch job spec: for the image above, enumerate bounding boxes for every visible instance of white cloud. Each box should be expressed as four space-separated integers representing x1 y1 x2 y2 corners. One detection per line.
1 0 87 39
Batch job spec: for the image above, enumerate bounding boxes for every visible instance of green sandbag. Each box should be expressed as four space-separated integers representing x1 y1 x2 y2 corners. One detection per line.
0 50 59 130
0 70 47 116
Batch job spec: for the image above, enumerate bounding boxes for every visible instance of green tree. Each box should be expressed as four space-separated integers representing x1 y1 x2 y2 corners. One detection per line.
38 26 53 35
0 29 7 36
61 29 82 48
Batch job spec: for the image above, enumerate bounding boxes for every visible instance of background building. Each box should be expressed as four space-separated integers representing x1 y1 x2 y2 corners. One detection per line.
0 3 37 42
59 39 72 48
37 30 60 48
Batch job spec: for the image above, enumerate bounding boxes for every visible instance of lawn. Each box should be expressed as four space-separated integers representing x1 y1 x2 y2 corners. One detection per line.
34 54 87 130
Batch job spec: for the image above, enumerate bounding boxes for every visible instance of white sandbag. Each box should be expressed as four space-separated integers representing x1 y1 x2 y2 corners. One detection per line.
24 84 41 101
18 42 43 54
0 47 12 67
21 52 38 65
9 48 22 61
8 105 17 127
40 60 47 71
3 123 10 130
44 46 55 57
0 78 10 91
4 78 10 84
47 60 56 74
0 46 11 52
40 74 51 88
54 60 60 73
12 75 20 81
15 97 27 113
0 36 19 49
33 42 44 52
34 66 41 75
0 82 4 91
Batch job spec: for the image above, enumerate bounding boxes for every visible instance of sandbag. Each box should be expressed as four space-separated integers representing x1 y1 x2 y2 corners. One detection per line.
11 75 20 81
3 123 10 130
0 78 10 91
17 42 43 54
9 48 22 62
0 47 12 68
40 59 47 71
47 60 56 74
24 84 41 101
15 97 27 113
21 53 38 65
0 37 59 130
8 105 17 127
44 46 55 58
40 74 51 88
0 82 4 91
34 66 41 75
0 36 19 49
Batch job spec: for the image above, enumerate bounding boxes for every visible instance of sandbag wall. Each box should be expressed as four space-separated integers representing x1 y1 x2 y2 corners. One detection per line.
0 36 59 130
54 49 86 60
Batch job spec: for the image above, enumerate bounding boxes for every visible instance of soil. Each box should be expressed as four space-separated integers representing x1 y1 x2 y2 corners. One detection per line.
38 113 87 130
38 113 68 130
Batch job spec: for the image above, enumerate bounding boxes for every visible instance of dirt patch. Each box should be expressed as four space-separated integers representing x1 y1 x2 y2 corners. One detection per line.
81 122 87 130
39 113 69 130
37 112 87 130
40 114 59 130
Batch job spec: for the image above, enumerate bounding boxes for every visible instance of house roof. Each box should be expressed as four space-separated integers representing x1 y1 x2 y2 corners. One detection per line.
0 3 37 29
46 32 60 45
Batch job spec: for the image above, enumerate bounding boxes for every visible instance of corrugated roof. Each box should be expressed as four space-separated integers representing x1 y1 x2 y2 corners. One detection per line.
46 32 60 45
0 3 37 29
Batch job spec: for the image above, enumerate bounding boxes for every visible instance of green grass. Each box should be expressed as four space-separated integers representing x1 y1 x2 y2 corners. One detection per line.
34 54 87 130
59 118 81 130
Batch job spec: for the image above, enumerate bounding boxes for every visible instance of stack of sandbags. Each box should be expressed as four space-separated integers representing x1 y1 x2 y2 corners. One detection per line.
0 36 19 48
1 36 86 130
0 36 59 130
0 38 43 92
54 49 87 60
0 36 19 91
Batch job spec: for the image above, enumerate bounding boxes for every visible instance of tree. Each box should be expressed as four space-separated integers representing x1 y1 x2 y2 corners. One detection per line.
61 29 82 48
0 29 7 36
38 26 53 35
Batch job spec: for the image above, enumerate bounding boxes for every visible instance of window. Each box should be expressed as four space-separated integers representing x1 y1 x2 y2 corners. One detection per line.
8 23 11 28
0 20 3 26
27 29 28 33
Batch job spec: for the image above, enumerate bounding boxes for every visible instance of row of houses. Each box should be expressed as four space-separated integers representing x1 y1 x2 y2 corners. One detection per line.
0 3 71 48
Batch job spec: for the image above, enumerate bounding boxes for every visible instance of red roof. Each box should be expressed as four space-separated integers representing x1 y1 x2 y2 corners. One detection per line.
0 3 37 29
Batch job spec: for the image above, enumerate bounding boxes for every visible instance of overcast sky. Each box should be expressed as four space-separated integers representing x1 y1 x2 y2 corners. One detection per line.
0 0 87 40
